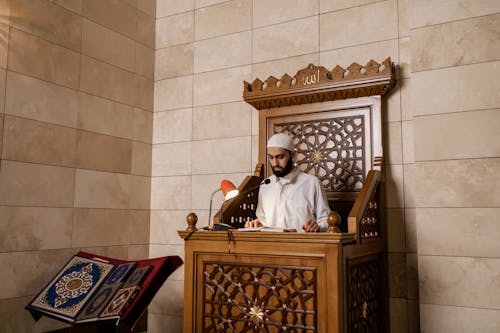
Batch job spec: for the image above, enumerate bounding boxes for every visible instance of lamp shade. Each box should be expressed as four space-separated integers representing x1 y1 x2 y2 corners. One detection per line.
220 179 238 200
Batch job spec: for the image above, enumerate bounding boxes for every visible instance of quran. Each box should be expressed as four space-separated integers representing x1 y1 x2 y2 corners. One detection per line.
26 251 183 328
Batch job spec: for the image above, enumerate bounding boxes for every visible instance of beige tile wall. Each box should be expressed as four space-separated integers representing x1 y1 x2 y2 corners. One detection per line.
0 1 154 332
152 0 416 332
409 1 500 333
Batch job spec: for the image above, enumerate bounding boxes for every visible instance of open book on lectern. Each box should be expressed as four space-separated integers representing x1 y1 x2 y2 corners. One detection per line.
26 251 183 328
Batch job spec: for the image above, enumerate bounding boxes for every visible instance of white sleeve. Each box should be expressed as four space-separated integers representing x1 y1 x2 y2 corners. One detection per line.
315 179 331 232
255 186 266 224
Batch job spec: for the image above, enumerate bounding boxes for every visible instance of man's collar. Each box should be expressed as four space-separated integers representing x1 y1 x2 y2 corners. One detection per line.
276 167 300 184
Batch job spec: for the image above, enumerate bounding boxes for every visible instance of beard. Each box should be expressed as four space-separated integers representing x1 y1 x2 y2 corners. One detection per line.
272 158 294 177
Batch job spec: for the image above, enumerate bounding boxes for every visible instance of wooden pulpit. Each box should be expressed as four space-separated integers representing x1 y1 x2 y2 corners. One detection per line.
179 59 395 332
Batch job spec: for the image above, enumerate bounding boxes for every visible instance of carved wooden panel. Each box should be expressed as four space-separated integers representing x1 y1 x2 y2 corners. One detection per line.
244 59 394 110
202 262 317 332
268 106 374 196
347 255 384 333
360 188 381 241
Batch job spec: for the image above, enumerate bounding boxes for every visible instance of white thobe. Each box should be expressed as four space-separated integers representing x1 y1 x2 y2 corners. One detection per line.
255 168 331 231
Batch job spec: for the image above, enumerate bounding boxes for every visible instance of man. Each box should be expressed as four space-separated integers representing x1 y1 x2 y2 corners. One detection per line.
245 133 331 232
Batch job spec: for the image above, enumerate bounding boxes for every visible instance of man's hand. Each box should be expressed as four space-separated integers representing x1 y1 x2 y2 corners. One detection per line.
245 219 263 228
302 219 320 232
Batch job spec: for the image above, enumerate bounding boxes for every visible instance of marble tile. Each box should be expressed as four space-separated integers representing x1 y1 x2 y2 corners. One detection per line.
194 31 251 73
420 303 500 333
417 208 500 257
83 0 136 39
128 210 150 244
0 3 8 69
384 121 402 165
399 78 413 121
137 0 156 16
320 0 398 51
194 0 251 40
192 102 251 140
410 0 500 28
82 18 135 72
389 298 408 333
150 210 191 245
152 141 191 176
403 163 416 208
411 61 500 117
79 56 137 106
385 83 402 123
136 9 155 48
2 115 76 166
251 134 259 170
407 299 420 333
128 244 150 260
78 92 133 139
399 37 411 78
412 14 500 72
419 255 500 308
0 68 5 109
388 252 407 298
404 208 417 253
414 158 500 208
8 28 80 89
0 296 68 333
150 176 191 209
0 114 3 154
154 75 193 112
156 11 194 48
0 160 74 206
0 249 74 299
401 120 414 164
72 208 132 247
74 169 149 209
414 109 500 161
157 0 194 18
195 0 227 8
384 164 404 208
136 43 155 80
319 0 381 13
253 0 318 28
136 75 154 111
191 172 248 210
5 71 79 127
193 65 251 106
155 43 194 81
149 279 184 315
398 0 409 37
153 108 192 144
406 253 419 299
0 206 72 251
133 108 153 143
76 130 132 174
131 141 152 176
50 0 83 14
147 313 183 333
10 0 82 51
320 39 398 72
386 208 405 253
192 136 252 174
252 53 319 81
253 16 318 63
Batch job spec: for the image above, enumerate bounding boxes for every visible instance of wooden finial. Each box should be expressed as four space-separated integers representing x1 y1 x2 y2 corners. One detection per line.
327 211 341 233
186 212 198 232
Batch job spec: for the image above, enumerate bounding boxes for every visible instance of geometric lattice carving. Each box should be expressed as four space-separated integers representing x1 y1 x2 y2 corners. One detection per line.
347 256 383 333
203 263 317 332
274 115 366 192
228 190 259 227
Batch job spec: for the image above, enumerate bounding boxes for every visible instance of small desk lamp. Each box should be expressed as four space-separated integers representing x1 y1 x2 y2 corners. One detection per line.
208 179 238 226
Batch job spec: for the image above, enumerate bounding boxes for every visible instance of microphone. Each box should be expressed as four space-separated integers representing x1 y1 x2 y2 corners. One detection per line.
217 178 271 228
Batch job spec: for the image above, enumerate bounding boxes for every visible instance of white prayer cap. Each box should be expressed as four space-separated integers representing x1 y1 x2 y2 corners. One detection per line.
267 133 294 151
